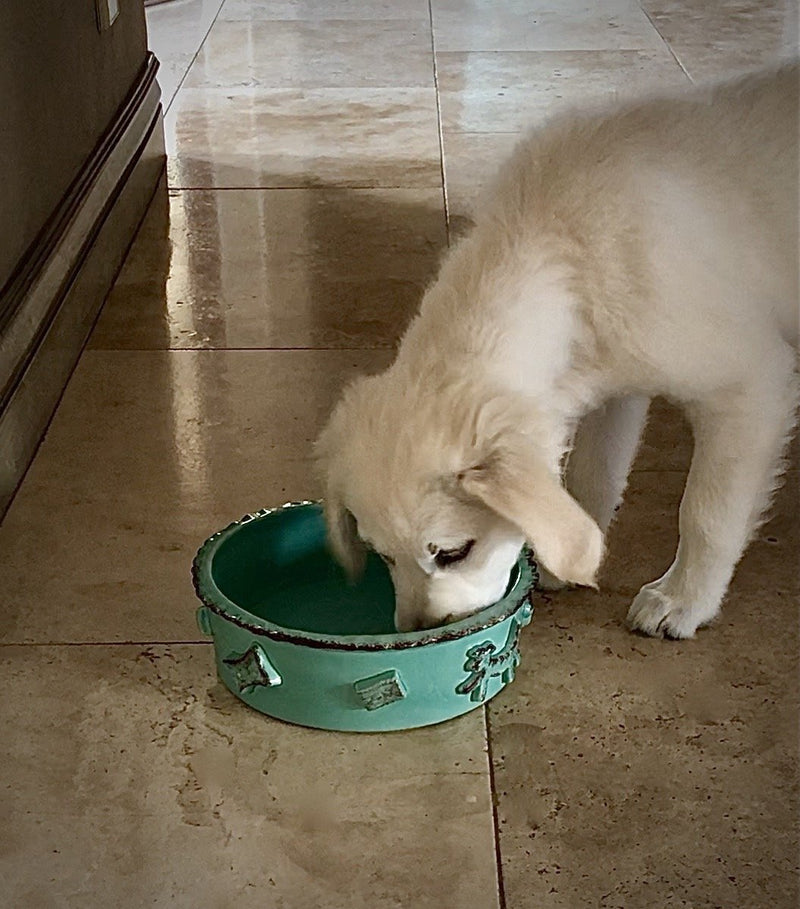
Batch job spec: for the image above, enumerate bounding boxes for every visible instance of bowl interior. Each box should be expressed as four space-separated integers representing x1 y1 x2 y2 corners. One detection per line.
210 504 398 635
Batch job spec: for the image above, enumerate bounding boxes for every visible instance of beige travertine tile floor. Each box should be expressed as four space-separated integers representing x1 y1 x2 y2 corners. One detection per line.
2 1 797 906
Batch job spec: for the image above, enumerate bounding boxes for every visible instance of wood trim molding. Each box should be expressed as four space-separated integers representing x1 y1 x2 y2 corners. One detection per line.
0 52 166 516
0 53 161 408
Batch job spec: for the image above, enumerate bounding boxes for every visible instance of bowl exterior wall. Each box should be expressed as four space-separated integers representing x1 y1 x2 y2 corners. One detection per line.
200 603 531 732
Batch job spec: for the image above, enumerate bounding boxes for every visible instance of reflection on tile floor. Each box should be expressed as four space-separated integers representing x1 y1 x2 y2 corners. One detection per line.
146 0 226 111
436 48 687 134
0 348 391 644
91 183 446 350
218 0 433 19
183 19 435 89
2 0 797 906
164 86 443 188
431 0 666 53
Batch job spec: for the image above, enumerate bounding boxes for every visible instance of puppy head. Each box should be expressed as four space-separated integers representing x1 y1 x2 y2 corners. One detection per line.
316 373 603 631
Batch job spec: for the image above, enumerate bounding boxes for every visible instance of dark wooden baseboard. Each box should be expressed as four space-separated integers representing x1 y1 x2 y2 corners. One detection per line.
0 53 166 518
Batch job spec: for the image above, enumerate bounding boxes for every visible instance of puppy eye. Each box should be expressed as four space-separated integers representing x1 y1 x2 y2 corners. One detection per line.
434 539 475 569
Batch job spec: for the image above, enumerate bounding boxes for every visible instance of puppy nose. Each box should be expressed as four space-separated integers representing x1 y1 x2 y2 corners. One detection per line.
398 613 458 632
394 610 420 633
418 614 450 631
407 618 425 632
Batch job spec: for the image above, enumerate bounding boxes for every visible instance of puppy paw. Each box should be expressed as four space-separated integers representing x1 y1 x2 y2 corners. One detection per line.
536 565 567 591
626 582 717 639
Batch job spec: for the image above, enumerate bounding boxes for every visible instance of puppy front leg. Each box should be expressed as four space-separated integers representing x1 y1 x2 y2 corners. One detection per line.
537 395 651 589
628 360 798 638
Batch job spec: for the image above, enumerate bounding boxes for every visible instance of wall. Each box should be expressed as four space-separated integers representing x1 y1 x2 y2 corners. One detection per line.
0 0 148 301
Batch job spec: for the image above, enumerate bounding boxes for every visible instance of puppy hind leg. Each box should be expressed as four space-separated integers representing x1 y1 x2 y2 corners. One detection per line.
537 395 651 589
566 395 652 532
628 350 799 638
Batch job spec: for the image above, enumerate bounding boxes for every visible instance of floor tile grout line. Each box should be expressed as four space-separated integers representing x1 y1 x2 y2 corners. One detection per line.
0 640 213 648
85 346 397 353
427 0 452 245
484 703 508 909
158 0 228 118
636 1 694 84
166 183 448 192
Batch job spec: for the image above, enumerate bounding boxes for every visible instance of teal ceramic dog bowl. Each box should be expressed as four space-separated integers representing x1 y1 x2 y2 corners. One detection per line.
192 502 536 732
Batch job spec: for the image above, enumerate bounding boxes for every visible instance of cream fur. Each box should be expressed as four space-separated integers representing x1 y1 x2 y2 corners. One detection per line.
316 64 799 637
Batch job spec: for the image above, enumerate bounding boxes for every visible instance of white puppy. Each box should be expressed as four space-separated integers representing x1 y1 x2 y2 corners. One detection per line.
316 64 799 638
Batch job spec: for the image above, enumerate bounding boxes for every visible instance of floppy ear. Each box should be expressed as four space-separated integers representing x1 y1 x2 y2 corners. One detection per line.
458 441 603 587
315 403 368 581
322 496 367 581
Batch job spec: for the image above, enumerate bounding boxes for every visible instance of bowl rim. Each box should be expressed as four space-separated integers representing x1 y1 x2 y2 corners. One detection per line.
192 501 537 652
